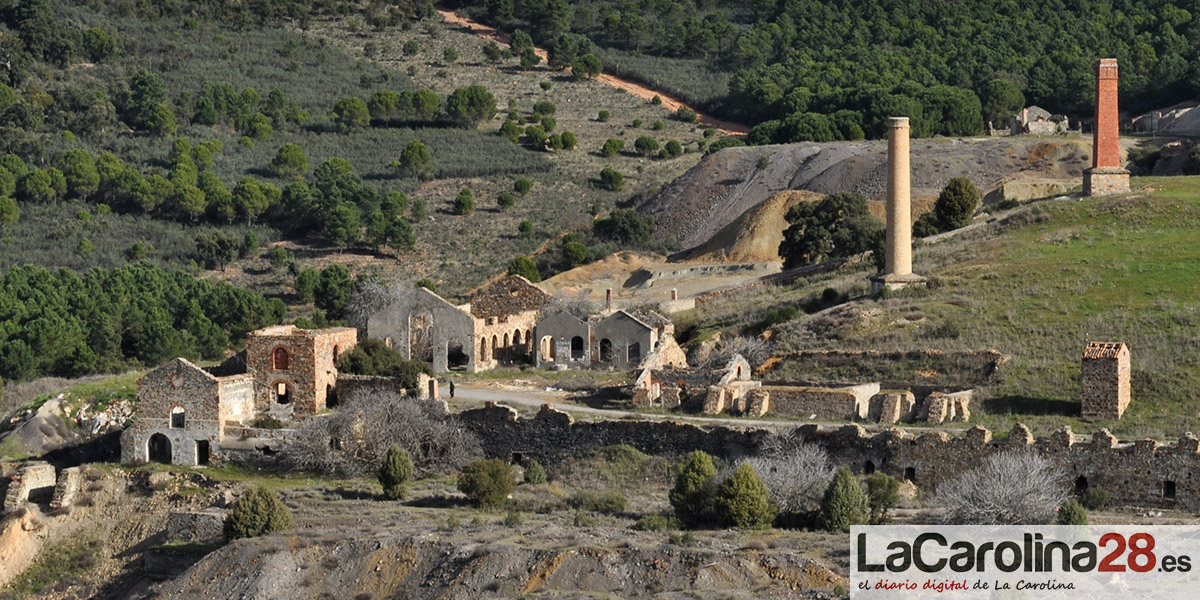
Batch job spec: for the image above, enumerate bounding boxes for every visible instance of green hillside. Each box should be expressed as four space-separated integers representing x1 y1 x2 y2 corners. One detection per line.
678 177 1200 438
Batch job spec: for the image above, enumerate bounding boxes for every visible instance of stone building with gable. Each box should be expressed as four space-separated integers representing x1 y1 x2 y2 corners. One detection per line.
368 275 551 373
121 325 358 466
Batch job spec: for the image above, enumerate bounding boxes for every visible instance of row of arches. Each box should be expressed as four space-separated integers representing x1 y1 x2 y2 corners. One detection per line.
538 337 640 364
479 328 533 364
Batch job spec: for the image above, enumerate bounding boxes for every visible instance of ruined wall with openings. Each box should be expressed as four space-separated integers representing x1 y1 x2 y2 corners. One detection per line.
124 358 227 466
247 326 357 415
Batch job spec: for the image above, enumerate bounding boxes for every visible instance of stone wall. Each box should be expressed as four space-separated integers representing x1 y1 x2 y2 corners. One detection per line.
1083 168 1130 196
368 288 479 373
126 358 224 466
166 510 226 544
759 383 880 420
467 275 550 321
2 462 56 512
336 373 439 401
49 466 83 509
458 403 768 465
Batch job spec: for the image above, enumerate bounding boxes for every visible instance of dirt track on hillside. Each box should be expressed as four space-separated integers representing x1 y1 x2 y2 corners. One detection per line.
437 9 748 136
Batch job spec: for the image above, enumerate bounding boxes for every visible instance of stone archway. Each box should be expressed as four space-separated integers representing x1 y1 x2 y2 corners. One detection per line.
148 433 172 464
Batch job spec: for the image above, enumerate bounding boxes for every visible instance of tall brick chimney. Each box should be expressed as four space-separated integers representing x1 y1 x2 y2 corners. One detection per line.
1083 59 1130 196
605 288 613 310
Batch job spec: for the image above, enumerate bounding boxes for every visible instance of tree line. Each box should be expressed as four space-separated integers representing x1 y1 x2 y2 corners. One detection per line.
460 0 1200 143
0 262 284 381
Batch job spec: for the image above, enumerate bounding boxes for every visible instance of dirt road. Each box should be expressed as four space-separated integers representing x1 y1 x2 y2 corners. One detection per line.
436 9 749 136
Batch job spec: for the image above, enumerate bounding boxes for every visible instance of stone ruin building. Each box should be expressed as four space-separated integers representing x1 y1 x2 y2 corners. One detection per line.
535 308 688 371
368 276 688 374
367 275 549 373
1008 105 1069 135
632 353 972 425
120 325 357 466
1081 341 1131 420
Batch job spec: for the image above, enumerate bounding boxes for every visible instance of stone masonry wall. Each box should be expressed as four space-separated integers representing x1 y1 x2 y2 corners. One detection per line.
166 510 226 544
3 462 56 512
49 466 83 509
1082 350 1131 419
248 326 357 416
760 383 880 420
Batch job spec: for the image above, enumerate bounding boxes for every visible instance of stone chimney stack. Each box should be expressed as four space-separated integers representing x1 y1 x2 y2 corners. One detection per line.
605 288 613 310
870 117 925 294
1083 59 1130 196
670 288 678 301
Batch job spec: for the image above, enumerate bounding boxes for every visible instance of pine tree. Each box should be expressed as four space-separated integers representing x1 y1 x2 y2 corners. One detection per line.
818 466 867 532
669 451 717 525
715 463 777 529
379 444 414 500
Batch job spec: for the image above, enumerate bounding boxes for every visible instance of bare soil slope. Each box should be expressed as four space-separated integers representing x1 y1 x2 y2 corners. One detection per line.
643 137 1095 251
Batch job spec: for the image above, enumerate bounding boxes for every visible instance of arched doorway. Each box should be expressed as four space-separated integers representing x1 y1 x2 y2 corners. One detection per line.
600 339 613 362
571 336 585 360
326 384 338 408
148 433 172 464
273 381 291 404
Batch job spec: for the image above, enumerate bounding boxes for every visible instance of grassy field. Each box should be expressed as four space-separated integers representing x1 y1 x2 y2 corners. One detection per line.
677 177 1200 439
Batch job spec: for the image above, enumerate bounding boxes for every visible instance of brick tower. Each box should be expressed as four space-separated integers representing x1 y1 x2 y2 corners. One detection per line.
1081 342 1130 419
1083 59 1130 196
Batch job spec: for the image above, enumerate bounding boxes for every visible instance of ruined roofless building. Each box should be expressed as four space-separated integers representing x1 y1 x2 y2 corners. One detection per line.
1083 59 1130 196
1081 342 1131 420
870 117 925 293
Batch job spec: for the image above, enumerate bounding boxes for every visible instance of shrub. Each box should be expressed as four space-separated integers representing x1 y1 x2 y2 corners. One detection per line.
651 120 664 131
675 106 697 123
248 415 283 429
514 177 533 195
224 487 294 540
1057 499 1088 525
597 110 610 122
453 188 474 215
332 97 370 131
601 138 624 157
499 119 522 143
402 40 419 56
533 101 556 116
443 47 458 63
664 140 683 158
634 136 660 157
540 80 552 91
670 450 717 525
379 445 414 500
541 116 556 132
562 241 588 267
1082 488 1111 511
457 459 516 507
573 511 597 527
497 192 516 210
762 306 798 327
715 463 777 529
650 95 662 105
632 515 679 531
570 489 627 514
818 466 867 532
866 472 900 524
936 451 1068 525
593 209 653 243
524 460 547 484
560 131 576 150
503 510 523 526
518 220 534 238
742 440 834 514
598 168 623 192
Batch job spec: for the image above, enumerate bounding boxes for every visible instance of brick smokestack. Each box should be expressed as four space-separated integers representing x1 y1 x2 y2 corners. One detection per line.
1083 58 1130 196
605 288 613 309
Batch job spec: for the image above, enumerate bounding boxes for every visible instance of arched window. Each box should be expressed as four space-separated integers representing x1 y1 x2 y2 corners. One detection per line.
571 336 585 360
600 339 613 362
273 347 290 370
170 406 186 429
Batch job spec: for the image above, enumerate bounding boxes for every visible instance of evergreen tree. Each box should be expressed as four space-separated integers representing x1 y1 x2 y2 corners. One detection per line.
715 463 777 529
224 487 294 540
669 450 717 525
818 466 867 532
379 444 415 500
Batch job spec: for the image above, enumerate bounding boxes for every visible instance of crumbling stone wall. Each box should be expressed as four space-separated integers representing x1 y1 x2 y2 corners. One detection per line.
759 383 879 420
49 466 83 509
369 288 479 373
467 275 551 321
594 311 655 370
166 510 226 544
2 462 56 512
336 373 439 401
247 325 358 416
535 310 593 368
1081 342 1130 419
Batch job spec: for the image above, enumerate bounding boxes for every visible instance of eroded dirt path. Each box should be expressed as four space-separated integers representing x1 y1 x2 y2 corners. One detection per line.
436 9 749 136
